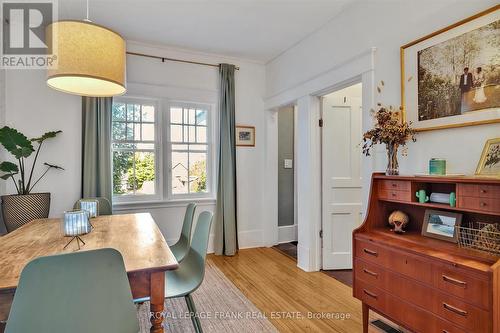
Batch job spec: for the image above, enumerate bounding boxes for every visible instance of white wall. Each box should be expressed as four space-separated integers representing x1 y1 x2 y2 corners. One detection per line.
266 0 500 177
3 41 267 251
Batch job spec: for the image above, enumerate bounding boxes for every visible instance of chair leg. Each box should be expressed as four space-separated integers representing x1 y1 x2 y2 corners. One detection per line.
185 294 203 333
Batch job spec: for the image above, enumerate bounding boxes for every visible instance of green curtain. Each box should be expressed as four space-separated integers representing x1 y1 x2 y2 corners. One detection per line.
214 64 238 256
81 97 113 205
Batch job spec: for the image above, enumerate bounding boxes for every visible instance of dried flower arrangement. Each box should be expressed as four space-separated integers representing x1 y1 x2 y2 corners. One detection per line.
362 81 416 175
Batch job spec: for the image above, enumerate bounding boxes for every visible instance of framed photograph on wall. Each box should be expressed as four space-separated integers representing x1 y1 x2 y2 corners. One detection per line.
421 209 462 243
236 125 255 147
476 137 500 177
401 5 500 132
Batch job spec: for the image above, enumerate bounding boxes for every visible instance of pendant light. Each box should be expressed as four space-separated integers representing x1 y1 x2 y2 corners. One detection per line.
46 0 126 97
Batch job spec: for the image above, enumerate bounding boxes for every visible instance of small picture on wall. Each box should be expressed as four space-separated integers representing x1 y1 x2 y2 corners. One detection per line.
421 209 462 243
476 137 500 177
236 125 255 147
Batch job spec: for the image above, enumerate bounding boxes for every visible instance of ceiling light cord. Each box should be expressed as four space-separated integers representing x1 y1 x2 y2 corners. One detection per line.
83 0 90 22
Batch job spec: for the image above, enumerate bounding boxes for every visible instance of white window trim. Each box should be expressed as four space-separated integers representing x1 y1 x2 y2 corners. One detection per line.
112 96 217 206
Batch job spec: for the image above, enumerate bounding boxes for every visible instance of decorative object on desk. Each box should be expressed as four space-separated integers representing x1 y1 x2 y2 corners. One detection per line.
0 127 63 232
415 189 429 203
421 209 462 243
235 125 255 147
429 192 451 204
388 210 409 234
475 137 500 178
401 5 500 132
457 222 500 256
76 199 99 218
429 158 446 175
62 210 91 250
362 83 416 175
449 192 456 207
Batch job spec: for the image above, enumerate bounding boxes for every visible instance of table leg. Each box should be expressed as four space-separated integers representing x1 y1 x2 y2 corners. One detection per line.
150 271 165 333
362 302 369 333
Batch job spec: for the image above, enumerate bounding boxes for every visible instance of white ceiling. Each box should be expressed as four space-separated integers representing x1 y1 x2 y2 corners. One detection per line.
58 0 352 62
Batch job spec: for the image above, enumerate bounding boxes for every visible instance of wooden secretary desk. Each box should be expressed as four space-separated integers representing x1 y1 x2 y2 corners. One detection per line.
353 173 500 333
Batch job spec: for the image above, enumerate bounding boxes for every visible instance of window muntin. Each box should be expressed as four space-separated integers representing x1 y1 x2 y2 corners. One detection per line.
169 105 210 196
112 99 158 198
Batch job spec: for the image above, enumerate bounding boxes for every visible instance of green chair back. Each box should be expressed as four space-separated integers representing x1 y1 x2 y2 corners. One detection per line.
5 248 139 333
166 211 213 299
74 197 112 216
170 203 196 262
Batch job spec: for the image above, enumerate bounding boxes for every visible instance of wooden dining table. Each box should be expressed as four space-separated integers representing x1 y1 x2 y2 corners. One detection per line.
0 213 178 333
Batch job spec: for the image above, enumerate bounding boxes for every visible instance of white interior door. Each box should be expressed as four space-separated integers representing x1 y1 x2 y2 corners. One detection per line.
321 84 362 270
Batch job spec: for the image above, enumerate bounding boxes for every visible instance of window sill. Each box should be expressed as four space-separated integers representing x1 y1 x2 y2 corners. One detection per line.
113 197 216 212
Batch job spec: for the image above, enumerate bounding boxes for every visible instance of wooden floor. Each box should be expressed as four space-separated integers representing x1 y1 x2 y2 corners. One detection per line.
209 247 384 333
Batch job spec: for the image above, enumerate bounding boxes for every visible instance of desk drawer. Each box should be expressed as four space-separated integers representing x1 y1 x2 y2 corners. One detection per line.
379 180 411 191
434 293 490 333
458 196 500 213
437 319 468 333
459 184 500 199
379 189 412 202
389 250 433 285
434 266 490 310
354 279 386 311
355 239 387 266
354 259 386 290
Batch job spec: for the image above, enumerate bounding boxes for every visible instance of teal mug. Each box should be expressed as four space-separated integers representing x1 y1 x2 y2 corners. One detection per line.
416 190 429 203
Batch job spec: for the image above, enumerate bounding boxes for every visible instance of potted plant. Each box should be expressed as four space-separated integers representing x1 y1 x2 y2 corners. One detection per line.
0 126 63 232
362 82 416 175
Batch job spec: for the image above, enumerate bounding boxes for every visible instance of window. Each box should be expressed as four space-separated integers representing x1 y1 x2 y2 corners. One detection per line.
111 98 213 203
112 98 158 199
168 104 210 197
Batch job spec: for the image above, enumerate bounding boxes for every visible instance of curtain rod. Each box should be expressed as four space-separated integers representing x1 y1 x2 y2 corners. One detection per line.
126 51 240 70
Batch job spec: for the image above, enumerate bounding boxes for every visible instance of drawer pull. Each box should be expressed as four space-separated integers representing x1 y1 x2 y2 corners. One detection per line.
363 248 378 257
480 202 487 207
480 189 487 194
391 183 397 187
391 192 397 197
363 289 378 299
443 331 449 333
363 269 378 277
442 274 467 288
443 302 467 317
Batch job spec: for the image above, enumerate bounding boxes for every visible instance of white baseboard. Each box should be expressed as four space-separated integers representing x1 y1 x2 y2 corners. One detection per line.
278 224 297 243
171 230 262 254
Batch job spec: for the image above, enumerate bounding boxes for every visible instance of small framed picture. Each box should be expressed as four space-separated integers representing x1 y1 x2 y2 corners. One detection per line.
421 209 462 243
475 137 500 178
236 125 255 147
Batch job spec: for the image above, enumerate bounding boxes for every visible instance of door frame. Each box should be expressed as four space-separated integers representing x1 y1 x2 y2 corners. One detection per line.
262 48 377 272
319 79 363 270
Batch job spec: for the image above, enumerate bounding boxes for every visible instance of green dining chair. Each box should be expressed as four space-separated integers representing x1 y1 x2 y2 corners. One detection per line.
166 211 213 333
134 211 213 333
73 197 112 216
169 203 196 262
5 248 139 333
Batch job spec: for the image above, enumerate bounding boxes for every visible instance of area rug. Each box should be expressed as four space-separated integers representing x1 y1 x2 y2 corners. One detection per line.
137 260 277 333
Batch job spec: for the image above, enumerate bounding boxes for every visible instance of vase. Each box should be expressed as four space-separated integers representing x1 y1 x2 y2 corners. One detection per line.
1 193 50 232
386 144 399 176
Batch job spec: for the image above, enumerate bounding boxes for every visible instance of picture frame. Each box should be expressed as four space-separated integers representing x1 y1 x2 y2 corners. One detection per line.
475 137 500 178
235 125 255 147
401 5 500 132
421 209 462 243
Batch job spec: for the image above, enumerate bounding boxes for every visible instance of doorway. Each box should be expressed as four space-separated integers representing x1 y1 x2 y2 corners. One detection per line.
321 82 363 273
273 105 298 260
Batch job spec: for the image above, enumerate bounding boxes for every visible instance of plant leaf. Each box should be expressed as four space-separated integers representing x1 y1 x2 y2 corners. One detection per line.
31 130 62 143
0 173 16 180
44 162 65 170
0 161 19 173
0 127 34 159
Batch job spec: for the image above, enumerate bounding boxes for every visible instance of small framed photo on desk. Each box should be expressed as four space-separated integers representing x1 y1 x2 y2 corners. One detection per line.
421 209 462 243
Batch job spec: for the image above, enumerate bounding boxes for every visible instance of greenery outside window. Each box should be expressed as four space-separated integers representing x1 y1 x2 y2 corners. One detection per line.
112 97 159 201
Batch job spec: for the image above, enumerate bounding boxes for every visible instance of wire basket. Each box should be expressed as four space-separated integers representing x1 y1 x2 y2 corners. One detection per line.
456 222 500 256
